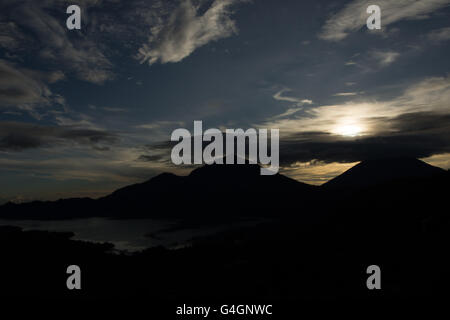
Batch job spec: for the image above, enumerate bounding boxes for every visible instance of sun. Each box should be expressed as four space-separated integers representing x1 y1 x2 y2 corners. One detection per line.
335 124 363 137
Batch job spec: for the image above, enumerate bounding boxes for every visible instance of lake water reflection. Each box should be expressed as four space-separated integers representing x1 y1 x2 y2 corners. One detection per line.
0 218 259 252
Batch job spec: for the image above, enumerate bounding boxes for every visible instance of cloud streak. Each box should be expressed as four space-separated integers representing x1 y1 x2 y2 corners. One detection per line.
0 121 118 151
137 0 244 65
320 0 450 41
427 27 450 43
372 50 400 66
0 60 65 117
273 89 313 106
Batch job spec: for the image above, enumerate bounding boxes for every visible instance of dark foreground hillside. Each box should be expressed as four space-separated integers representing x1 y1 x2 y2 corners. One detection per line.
0 158 448 312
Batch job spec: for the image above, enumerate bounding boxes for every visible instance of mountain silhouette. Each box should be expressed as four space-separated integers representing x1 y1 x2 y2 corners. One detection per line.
0 158 447 220
0 163 316 220
106 163 313 201
99 163 317 219
323 157 446 189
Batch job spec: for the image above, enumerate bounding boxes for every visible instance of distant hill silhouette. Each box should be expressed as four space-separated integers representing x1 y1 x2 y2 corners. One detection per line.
104 163 313 202
0 163 316 220
323 157 446 189
0 158 447 220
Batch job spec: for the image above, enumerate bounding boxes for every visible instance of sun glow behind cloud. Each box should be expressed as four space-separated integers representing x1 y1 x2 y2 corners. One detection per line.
334 124 364 137
260 76 450 138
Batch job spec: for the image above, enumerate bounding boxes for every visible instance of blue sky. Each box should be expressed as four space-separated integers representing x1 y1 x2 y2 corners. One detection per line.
1 0 449 202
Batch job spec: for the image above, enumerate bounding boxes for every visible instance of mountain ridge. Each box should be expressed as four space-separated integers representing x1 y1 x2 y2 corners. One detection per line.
0 158 447 220
323 157 446 189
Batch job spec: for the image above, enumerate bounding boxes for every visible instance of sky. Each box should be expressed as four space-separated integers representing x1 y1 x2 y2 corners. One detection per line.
0 0 449 203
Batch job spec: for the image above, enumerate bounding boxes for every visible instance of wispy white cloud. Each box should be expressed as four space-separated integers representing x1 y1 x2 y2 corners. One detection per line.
372 50 400 66
334 92 359 96
271 89 313 119
427 27 450 43
273 89 313 106
54 113 101 130
0 60 65 117
319 0 450 41
137 0 245 65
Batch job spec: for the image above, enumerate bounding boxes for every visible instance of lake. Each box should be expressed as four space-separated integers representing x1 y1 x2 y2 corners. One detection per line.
0 217 260 252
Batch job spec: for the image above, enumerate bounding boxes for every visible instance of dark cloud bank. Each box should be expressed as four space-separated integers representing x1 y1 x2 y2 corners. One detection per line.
138 112 450 166
0 121 117 151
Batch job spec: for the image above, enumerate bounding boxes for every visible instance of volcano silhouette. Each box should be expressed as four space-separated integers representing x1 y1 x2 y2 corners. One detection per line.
0 158 447 220
0 163 315 220
323 157 446 189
